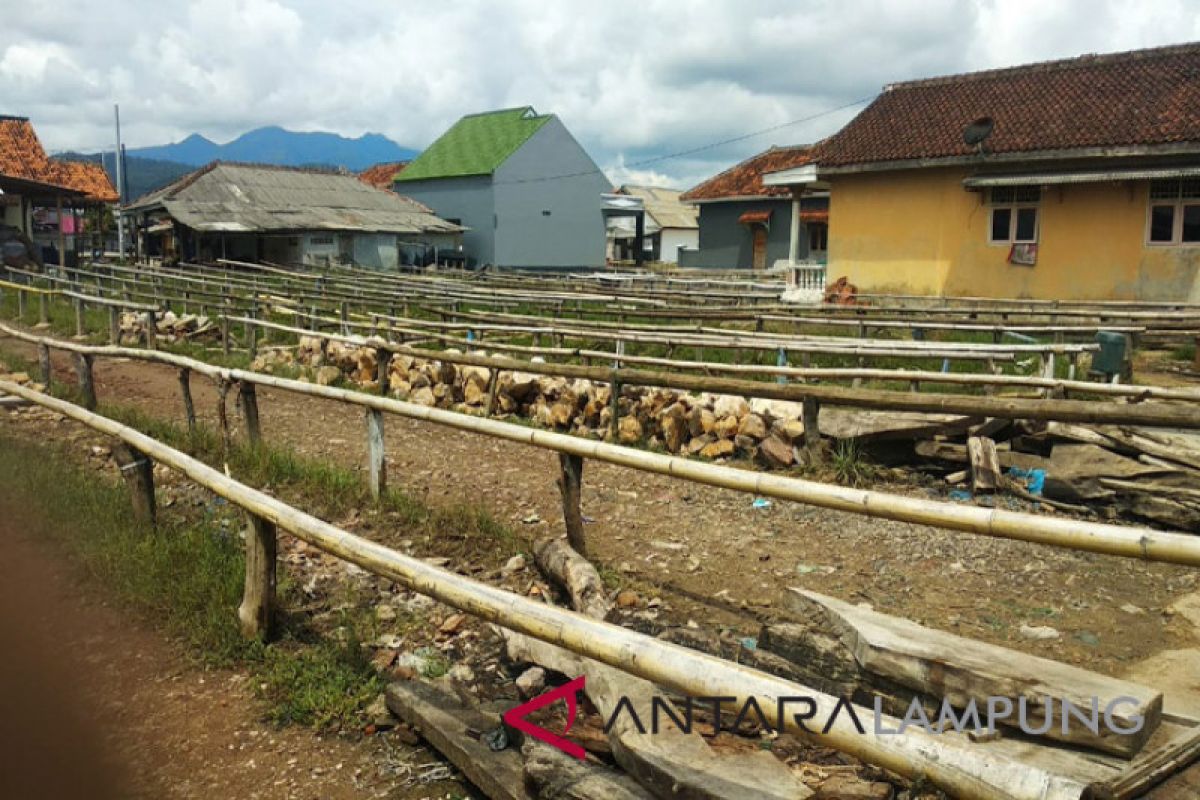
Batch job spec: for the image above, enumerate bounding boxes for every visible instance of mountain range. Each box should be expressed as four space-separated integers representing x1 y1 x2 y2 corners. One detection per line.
61 125 420 201
127 126 419 171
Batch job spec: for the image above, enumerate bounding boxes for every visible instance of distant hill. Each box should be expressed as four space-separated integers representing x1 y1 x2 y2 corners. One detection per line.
125 126 419 171
55 152 192 202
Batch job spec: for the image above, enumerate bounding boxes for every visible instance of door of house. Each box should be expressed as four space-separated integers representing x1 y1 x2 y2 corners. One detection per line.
751 225 768 270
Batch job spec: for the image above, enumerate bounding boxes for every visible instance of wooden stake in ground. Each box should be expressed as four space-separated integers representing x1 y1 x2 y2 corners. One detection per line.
216 378 231 456
968 435 1001 493
177 368 196 433
37 342 51 388
74 352 96 410
366 408 386 500
238 513 276 640
111 442 156 527
238 381 261 445
555 453 586 555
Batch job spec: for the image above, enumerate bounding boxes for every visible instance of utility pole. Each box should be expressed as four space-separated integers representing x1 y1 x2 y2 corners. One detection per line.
114 103 126 259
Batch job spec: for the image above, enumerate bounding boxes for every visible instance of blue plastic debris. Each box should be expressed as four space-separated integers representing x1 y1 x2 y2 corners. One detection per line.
948 489 972 501
751 498 771 509
1007 466 1046 496
740 637 758 651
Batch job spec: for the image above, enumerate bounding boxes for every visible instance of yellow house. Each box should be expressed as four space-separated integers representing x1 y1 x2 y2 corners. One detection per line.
765 43 1200 301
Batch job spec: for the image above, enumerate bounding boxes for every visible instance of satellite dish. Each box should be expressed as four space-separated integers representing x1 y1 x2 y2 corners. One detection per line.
964 117 995 148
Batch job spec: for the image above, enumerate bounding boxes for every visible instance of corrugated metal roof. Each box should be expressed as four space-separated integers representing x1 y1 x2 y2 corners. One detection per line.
615 185 697 229
127 162 463 234
964 165 1200 187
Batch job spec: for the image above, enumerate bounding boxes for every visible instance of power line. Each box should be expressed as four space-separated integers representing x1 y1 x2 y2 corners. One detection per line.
491 95 875 186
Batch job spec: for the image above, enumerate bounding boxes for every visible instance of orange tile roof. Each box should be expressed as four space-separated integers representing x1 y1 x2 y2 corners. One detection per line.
0 115 118 201
818 42 1200 168
357 160 408 190
681 145 814 202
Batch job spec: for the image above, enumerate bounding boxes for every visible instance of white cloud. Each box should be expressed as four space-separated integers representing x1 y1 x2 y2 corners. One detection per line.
1 0 1196 188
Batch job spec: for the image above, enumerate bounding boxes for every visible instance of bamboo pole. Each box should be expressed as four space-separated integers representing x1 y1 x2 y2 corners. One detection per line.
0 379 1094 800
6 325 1200 566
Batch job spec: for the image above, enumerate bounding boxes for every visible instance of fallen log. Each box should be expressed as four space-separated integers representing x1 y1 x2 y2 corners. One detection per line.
533 537 612 621
784 589 1162 758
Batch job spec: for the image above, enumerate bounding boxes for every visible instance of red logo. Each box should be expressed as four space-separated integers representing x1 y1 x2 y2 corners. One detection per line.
502 675 587 759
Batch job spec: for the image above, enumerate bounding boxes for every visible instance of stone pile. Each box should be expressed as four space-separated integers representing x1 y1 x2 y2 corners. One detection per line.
266 336 817 469
119 310 217 345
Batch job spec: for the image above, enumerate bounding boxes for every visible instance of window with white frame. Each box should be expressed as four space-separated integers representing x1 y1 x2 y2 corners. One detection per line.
1147 179 1200 245
988 186 1041 244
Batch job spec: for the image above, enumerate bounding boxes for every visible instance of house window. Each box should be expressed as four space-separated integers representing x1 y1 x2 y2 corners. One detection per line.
808 223 827 252
988 186 1040 244
1147 179 1200 245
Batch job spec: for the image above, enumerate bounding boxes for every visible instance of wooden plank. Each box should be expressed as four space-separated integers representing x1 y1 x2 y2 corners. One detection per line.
522 740 655 800
968 436 1002 493
785 589 1162 758
385 680 533 800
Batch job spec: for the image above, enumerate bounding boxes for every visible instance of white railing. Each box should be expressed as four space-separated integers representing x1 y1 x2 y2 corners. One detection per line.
776 260 826 303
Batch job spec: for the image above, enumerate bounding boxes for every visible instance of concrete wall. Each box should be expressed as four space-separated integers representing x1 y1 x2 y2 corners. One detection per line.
828 167 1200 301
393 176 495 266
691 199 799 269
659 227 699 264
492 117 609 268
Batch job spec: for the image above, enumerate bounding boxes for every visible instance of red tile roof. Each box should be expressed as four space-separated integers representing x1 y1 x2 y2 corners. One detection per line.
817 42 1200 169
0 115 118 201
737 209 772 225
357 160 408 190
681 144 814 202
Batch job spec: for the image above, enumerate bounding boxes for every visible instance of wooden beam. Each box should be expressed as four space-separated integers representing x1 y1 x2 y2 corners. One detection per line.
237 513 276 640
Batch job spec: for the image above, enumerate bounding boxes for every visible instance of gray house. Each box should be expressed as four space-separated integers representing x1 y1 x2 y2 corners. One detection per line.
394 107 610 268
126 162 463 269
679 145 828 270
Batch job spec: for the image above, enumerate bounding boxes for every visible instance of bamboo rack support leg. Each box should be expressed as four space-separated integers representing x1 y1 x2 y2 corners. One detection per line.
221 315 231 356
802 397 821 458
144 311 157 351
16 289 26 320
238 513 277 640
74 297 85 338
108 305 119 344
484 370 500 417
112 442 156 527
246 312 258 360
556 453 586 556
37 342 51 388
239 381 261 445
216 378 231 456
37 293 48 327
75 352 96 410
366 408 386 501
178 368 196 433
608 379 621 440
375 348 391 396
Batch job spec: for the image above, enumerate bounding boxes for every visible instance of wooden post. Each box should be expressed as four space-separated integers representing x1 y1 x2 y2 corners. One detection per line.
375 348 391 396
221 313 231 356
37 342 51 388
75 352 96 410
108 305 120 344
246 310 258 360
340 300 349 335
16 288 26 320
366 408 386 500
74 297 85 338
178 368 196 433
556 453 586 555
37 292 48 327
238 513 277 640
608 378 621 440
111 442 156 527
144 310 157 351
216 378 231 455
484 370 500 416
239 381 261 445
802 397 821 457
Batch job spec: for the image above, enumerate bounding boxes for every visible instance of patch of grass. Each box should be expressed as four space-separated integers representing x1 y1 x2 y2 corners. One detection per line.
1171 343 1196 363
828 439 878 487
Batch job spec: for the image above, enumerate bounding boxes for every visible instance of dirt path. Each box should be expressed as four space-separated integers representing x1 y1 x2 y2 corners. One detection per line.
6 335 1199 680
0 503 469 800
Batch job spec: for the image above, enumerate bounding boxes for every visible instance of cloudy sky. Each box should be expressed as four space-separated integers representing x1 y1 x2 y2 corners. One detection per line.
3 0 1198 189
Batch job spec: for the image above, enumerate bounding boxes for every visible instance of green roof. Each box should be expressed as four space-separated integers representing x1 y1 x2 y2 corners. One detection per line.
396 107 552 182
